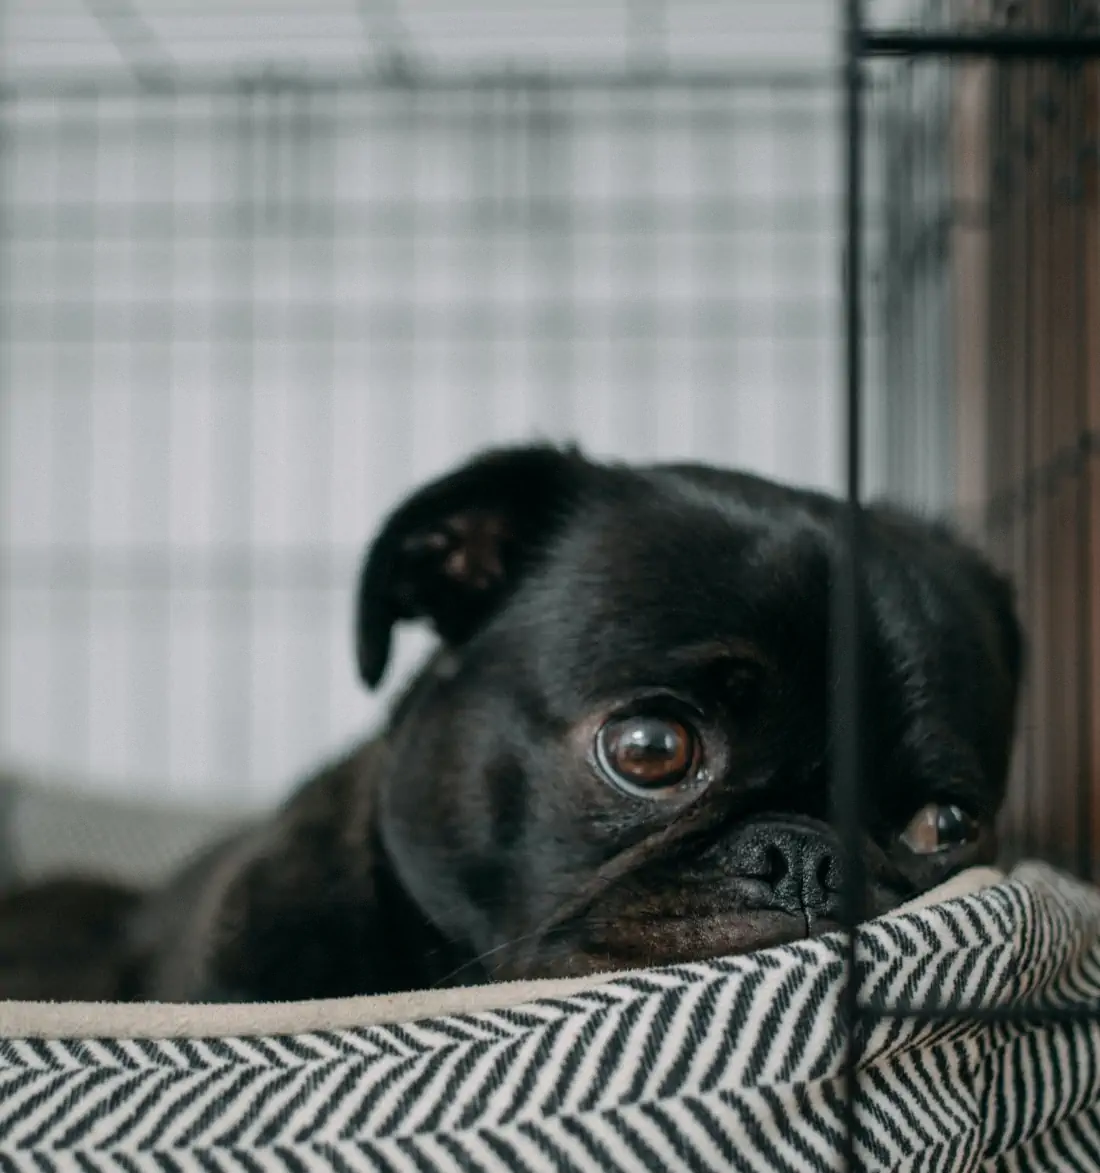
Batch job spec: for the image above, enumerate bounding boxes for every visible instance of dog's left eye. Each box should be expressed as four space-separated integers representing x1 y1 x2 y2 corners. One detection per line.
595 714 702 795
900 803 978 854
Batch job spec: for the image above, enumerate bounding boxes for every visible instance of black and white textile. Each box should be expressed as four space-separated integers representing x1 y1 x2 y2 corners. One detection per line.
2 862 1100 1172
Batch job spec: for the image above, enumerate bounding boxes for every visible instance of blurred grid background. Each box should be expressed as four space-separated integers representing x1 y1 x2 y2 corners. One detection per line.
0 1 887 816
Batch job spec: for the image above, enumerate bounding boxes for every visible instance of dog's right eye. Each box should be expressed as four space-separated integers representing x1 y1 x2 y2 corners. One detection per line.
900 803 979 854
595 714 702 796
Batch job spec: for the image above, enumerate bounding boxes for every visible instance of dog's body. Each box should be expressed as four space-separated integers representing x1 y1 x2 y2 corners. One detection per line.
0 446 1022 1003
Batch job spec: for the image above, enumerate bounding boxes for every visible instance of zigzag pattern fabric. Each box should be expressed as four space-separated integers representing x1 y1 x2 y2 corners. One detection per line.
2 862 1100 1172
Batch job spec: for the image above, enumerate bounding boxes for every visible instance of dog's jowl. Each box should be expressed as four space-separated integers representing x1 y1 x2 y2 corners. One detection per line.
0 445 1023 1002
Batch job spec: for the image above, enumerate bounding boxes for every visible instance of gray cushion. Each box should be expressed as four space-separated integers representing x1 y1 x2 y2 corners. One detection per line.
0 767 249 888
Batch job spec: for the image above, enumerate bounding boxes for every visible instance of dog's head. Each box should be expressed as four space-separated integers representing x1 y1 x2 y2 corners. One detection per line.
356 445 1022 983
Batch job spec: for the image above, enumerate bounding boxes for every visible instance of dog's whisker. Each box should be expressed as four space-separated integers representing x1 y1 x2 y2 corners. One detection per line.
429 924 574 989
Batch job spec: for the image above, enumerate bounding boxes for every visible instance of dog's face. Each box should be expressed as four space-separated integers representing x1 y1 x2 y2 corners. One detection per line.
356 446 1022 984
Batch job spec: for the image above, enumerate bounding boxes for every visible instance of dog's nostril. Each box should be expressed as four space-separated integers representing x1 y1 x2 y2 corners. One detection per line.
815 852 840 893
738 841 790 883
764 845 789 883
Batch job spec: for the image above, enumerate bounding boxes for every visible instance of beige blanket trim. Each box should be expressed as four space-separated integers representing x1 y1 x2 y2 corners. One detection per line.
0 866 1004 1040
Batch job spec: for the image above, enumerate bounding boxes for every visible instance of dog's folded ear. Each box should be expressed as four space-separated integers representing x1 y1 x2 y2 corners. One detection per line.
356 444 589 688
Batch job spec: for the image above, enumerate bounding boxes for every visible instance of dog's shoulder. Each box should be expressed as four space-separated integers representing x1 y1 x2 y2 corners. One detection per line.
136 739 388 1001
275 737 385 831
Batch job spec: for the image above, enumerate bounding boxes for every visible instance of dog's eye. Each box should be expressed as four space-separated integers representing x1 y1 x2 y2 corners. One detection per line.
900 804 978 854
595 714 701 795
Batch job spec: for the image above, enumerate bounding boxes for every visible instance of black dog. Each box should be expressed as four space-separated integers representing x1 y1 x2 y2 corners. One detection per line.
0 444 1022 1003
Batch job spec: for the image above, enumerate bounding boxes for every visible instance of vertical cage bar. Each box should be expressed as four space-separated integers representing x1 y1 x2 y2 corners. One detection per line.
838 1 866 1168
1047 51 1075 872
1031 47 1053 869
938 51 955 514
1013 54 1037 864
915 58 929 509
1083 53 1100 880
0 4 9 873
900 60 915 501
1068 55 1088 881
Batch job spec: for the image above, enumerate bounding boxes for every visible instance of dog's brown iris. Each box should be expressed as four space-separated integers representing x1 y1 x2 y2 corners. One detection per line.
596 715 699 793
900 803 978 854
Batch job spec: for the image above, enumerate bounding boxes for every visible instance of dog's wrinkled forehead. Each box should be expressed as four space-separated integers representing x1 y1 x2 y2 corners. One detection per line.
517 477 835 699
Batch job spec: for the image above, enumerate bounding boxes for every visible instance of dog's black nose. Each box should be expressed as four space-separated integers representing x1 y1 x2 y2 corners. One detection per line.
731 823 843 923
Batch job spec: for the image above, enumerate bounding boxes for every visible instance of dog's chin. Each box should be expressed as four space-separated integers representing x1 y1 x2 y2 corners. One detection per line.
491 910 847 983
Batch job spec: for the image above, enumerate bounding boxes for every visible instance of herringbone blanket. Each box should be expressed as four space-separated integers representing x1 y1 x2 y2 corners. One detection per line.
1 862 1099 1172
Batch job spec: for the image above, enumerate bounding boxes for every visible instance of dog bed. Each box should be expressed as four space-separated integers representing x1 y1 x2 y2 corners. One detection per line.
3 862 1100 1171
